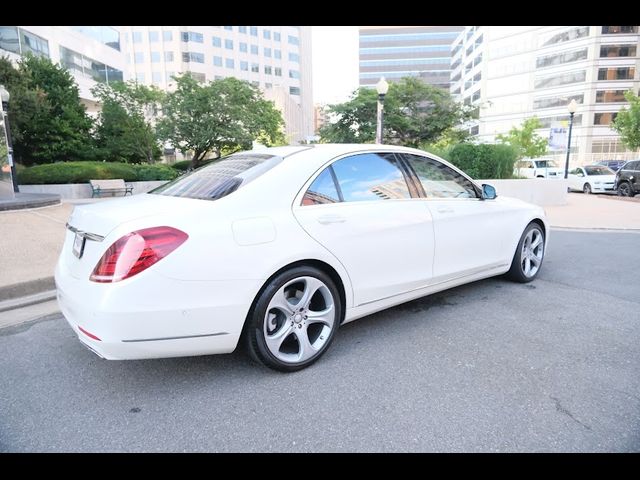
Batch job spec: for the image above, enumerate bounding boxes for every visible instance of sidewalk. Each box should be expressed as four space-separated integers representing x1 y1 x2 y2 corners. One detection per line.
0 193 638 318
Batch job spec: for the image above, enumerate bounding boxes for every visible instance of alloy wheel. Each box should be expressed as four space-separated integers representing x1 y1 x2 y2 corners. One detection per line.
521 228 544 278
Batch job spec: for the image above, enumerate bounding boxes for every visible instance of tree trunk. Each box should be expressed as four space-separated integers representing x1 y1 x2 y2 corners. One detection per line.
190 150 206 170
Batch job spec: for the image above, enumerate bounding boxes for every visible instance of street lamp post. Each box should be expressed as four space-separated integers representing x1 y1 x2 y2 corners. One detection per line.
563 99 577 179
0 84 18 193
375 77 389 144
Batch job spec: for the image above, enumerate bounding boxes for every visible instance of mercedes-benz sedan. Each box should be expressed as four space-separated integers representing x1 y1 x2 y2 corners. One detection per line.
56 144 549 371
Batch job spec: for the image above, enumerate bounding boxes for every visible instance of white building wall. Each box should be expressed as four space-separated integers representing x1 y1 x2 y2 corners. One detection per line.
451 26 640 166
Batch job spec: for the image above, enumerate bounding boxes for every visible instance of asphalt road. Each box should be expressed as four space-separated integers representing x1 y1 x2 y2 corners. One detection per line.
1 230 639 452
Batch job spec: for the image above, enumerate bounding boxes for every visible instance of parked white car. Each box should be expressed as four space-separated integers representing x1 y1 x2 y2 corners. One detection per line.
568 165 616 194
56 144 549 371
515 159 565 178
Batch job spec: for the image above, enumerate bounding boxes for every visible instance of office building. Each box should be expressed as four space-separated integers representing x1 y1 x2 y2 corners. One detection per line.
450 26 640 165
359 26 464 89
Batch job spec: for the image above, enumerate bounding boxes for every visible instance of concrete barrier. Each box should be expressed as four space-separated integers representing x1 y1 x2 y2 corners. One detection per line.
477 178 568 206
18 180 170 199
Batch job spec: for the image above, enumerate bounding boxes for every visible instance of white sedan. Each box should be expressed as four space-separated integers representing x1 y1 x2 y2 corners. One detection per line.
56 144 549 371
568 165 617 194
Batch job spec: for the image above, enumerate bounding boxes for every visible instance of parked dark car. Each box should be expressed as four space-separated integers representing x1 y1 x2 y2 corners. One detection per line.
598 160 627 172
615 161 640 197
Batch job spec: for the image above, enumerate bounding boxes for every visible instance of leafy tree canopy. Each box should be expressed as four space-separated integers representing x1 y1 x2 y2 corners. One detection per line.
612 90 640 151
496 117 548 159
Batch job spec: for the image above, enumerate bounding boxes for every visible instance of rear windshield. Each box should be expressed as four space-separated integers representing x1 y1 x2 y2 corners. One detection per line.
534 160 559 168
150 153 281 200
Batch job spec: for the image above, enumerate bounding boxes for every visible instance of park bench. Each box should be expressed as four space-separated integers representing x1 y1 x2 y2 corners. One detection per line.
90 179 134 198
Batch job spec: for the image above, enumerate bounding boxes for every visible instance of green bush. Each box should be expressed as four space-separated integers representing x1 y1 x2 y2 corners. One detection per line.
448 143 518 179
171 158 216 172
17 161 178 184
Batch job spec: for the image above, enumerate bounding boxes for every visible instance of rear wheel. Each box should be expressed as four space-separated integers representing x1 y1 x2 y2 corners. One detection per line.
583 183 592 194
244 266 342 372
506 223 545 283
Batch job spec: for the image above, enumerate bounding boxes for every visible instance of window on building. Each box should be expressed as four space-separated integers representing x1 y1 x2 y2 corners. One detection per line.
331 153 411 202
543 26 589 46
274 32 281 42
181 31 203 43
250 26 258 36
470 125 479 136
163 31 173 42
251 44 258 55
152 71 162 84
265 47 271 57
535 70 586 89
264 29 271 40
136 72 145 83
289 69 300 79
538 114 582 128
288 35 299 45
149 31 159 42
226 58 234 69
150 51 161 63
71 26 120 50
164 51 174 62
191 72 206 83
536 48 588 68
265 82 272 89
132 31 143 43
20 29 49 57
289 52 299 62
274 49 282 59
264 65 272 74
403 154 477 199
182 52 204 63
240 61 248 71
596 90 628 103
471 90 481 102
600 45 637 57
240 42 247 52
289 86 300 96
275 67 282 76
251 80 259 87
239 26 247 34
0 26 20 54
166 72 175 82
594 112 618 125
251 63 259 73
212 36 221 47
224 26 233 31
225 39 233 50
598 67 635 80
534 94 583 110
134 52 144 63
213 56 222 66
602 26 638 34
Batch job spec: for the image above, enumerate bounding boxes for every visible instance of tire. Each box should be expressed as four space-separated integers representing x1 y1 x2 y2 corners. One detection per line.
506 223 545 283
243 266 342 372
583 183 591 194
618 182 633 197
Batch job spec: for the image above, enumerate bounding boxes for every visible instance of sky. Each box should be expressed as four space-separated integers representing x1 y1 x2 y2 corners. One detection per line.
311 26 359 106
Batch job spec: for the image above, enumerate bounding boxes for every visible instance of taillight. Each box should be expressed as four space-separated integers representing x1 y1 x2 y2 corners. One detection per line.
90 226 188 283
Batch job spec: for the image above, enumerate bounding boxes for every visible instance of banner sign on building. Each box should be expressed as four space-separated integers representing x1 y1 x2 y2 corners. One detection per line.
549 121 568 150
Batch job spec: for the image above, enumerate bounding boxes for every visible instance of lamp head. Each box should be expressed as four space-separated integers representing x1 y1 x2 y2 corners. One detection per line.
568 99 577 114
376 77 389 96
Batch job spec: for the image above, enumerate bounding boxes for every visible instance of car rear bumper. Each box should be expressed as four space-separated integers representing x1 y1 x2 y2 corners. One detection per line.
55 260 262 360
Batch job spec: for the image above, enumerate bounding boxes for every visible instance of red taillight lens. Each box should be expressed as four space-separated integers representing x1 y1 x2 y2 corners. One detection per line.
90 226 188 283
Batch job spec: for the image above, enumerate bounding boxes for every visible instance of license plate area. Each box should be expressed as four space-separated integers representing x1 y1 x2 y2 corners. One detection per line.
73 232 86 258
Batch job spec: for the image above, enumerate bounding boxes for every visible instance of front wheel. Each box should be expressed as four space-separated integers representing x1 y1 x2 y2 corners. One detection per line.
506 223 545 283
244 266 342 372
618 182 633 197
583 183 592 194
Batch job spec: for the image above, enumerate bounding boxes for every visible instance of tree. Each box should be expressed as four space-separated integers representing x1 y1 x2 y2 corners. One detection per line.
612 90 640 151
319 77 472 147
0 54 94 165
91 81 164 163
496 117 548 159
156 74 285 168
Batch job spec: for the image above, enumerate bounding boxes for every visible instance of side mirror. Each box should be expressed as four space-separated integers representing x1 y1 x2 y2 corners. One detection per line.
482 184 497 200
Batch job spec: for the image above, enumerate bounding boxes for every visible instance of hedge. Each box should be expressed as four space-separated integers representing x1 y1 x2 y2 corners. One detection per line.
17 161 179 185
171 158 217 172
447 144 518 179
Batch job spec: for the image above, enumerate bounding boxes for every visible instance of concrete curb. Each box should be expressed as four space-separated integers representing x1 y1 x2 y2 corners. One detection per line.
0 290 57 313
0 277 56 303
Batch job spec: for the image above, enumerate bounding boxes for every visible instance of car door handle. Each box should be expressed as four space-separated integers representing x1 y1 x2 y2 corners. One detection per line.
317 214 346 225
436 207 455 213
